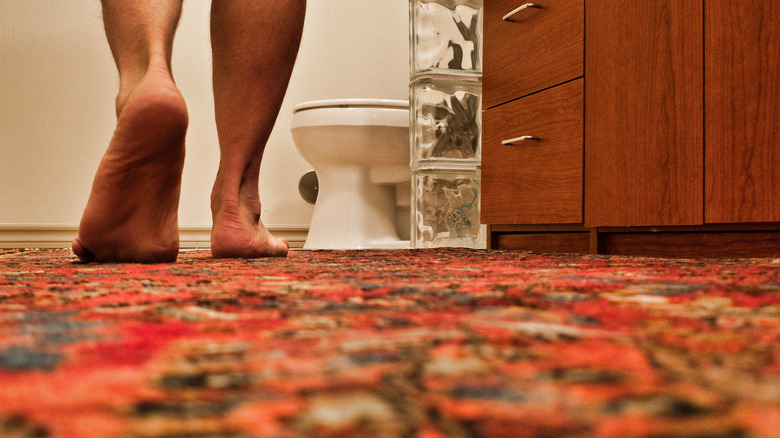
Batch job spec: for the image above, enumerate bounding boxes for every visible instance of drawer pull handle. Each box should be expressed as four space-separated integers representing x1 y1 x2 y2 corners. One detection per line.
503 3 542 22
502 136 540 145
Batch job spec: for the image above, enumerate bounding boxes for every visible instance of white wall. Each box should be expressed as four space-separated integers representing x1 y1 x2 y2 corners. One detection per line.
0 0 409 245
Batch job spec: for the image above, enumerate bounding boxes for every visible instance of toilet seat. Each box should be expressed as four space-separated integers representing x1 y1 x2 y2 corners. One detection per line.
291 99 409 129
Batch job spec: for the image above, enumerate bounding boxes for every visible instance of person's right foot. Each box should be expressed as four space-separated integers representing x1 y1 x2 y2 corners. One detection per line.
209 173 289 259
72 66 188 263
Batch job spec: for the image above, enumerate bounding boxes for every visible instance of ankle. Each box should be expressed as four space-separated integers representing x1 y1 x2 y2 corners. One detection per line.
211 168 261 211
115 57 177 115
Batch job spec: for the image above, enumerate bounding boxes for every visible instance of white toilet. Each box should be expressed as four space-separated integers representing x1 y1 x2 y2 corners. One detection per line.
291 99 411 249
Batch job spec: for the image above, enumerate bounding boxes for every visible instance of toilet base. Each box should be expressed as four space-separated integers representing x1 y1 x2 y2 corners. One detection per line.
303 167 409 250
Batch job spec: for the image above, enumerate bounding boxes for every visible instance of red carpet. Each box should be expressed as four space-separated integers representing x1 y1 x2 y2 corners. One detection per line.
1 248 779 437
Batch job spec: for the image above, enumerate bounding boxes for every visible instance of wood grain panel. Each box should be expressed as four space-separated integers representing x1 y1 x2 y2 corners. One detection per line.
493 232 590 253
705 0 780 223
482 79 583 224
598 232 780 258
584 0 704 227
483 0 583 109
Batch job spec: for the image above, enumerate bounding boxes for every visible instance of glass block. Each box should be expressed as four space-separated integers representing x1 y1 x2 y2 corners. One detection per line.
410 0 483 75
412 166 485 248
411 75 482 166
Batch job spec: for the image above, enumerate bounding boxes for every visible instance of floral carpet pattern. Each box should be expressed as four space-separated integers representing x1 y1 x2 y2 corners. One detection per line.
1 248 780 437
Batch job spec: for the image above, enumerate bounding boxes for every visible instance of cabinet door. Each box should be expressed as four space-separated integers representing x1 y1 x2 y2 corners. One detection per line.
705 0 780 223
483 0 583 109
482 79 583 225
585 0 704 227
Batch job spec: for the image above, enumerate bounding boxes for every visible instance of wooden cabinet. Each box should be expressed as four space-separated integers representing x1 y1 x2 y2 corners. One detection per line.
482 0 780 257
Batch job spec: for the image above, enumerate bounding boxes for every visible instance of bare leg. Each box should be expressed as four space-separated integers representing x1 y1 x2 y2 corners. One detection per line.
72 0 187 263
209 0 306 258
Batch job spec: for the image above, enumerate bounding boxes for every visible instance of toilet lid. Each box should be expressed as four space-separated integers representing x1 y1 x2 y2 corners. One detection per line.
293 99 408 113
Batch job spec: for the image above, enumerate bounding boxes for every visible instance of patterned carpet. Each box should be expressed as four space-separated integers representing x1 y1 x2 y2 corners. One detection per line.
1 248 780 438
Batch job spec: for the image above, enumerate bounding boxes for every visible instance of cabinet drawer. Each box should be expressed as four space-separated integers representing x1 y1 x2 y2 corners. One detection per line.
482 79 583 224
483 0 583 109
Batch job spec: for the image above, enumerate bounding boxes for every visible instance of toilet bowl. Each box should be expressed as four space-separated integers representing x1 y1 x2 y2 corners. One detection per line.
291 99 411 249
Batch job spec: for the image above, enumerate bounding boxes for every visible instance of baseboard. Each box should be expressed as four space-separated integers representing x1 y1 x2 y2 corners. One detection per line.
0 224 309 250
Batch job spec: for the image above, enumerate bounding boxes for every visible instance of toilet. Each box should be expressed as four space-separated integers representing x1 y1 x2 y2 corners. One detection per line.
291 99 411 249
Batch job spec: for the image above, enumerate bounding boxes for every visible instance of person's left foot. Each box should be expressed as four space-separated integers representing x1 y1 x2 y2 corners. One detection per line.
72 66 188 263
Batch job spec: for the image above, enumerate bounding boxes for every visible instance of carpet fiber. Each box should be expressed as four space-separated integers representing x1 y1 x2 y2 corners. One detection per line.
1 248 780 437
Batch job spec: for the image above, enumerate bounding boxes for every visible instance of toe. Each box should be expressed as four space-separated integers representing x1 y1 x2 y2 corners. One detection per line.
271 238 289 257
71 238 96 263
